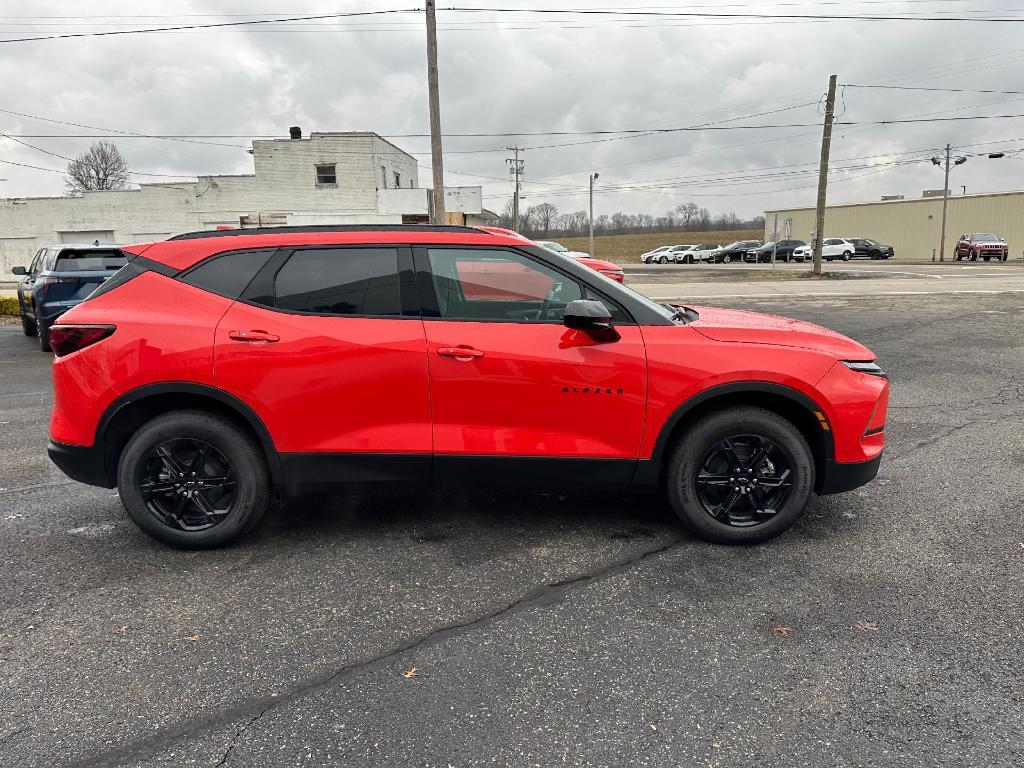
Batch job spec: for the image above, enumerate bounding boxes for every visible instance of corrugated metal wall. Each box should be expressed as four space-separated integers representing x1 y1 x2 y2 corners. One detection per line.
765 191 1024 259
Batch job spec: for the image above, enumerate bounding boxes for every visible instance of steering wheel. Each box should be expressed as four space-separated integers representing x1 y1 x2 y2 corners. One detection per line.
537 281 563 321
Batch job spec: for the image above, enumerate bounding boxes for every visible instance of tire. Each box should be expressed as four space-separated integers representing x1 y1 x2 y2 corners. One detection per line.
842 251 852 261
117 410 270 549
659 255 668 264
665 407 814 545
723 254 732 264
970 250 978 262
983 255 991 262
1002 253 1009 262
21 310 37 337
37 318 51 352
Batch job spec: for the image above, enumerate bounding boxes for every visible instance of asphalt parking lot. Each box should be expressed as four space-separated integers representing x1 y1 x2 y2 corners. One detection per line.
2 290 1023 768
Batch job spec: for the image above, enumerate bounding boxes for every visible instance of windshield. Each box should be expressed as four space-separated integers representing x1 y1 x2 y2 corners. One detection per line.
973 233 1001 242
759 242 775 250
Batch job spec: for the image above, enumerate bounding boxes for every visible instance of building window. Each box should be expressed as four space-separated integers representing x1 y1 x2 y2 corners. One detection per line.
381 165 387 189
394 171 401 188
315 164 337 186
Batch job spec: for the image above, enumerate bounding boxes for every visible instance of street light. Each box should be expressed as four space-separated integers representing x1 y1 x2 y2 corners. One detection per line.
588 172 600 258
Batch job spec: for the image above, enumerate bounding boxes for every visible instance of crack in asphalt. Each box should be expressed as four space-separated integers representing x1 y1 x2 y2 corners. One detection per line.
67 535 685 768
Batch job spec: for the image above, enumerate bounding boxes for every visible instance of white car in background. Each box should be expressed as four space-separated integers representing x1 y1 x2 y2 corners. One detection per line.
536 240 591 259
792 238 857 262
640 245 679 264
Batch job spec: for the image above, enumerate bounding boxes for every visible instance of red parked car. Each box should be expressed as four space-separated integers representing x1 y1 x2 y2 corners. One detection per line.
47 224 888 549
954 233 1009 262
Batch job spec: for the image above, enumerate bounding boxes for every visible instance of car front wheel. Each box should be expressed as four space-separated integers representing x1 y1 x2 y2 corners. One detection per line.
665 407 814 544
842 251 852 261
117 410 270 549
722 255 732 264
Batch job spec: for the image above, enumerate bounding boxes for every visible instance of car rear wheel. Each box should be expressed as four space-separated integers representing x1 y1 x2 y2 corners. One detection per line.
842 251 852 261
21 310 37 337
722 254 732 264
117 411 269 549
37 318 51 352
665 407 814 544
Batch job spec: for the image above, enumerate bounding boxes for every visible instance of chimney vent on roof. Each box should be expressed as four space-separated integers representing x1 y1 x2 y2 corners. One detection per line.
289 126 302 140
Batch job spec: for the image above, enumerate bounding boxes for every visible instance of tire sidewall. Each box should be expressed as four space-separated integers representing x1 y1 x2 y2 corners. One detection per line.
117 412 268 549
666 409 814 544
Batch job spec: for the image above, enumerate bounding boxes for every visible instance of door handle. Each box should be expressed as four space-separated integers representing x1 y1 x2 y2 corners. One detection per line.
228 330 280 344
437 345 484 360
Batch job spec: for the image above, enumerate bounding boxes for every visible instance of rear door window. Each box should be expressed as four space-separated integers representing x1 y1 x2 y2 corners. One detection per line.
273 247 402 316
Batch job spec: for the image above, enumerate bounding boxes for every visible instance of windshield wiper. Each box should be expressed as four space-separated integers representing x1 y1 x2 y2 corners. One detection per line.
662 303 697 324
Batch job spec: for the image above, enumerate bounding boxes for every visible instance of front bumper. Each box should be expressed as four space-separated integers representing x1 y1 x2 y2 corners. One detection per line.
819 453 882 494
47 440 113 488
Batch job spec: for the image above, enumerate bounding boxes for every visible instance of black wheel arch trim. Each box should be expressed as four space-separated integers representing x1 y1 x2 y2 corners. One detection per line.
633 381 835 491
95 382 284 486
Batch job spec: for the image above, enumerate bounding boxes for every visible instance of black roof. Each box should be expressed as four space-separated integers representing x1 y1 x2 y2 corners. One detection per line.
168 224 486 241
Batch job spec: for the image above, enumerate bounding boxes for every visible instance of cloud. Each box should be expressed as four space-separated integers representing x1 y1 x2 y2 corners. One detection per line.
0 0 1022 219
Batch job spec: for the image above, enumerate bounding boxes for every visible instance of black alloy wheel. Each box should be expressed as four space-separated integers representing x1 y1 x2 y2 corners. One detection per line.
139 438 237 532
694 435 793 528
665 407 814 544
118 410 269 548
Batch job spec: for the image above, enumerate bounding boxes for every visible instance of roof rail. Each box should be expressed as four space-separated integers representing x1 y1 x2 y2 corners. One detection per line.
167 224 487 241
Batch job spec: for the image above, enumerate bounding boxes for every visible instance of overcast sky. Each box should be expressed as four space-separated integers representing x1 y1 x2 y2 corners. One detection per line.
1 1 1023 220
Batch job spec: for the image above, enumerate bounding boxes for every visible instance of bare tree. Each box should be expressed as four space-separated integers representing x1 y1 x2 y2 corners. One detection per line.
531 202 558 236
65 141 129 195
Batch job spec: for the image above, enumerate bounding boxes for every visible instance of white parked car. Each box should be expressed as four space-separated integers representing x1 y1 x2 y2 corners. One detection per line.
536 240 591 259
640 245 679 264
675 243 721 264
792 238 857 262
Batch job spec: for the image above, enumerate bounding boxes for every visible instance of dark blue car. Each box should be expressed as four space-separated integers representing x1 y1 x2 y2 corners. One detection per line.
12 244 127 351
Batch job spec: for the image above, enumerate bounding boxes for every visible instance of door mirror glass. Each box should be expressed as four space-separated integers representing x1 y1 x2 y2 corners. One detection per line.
11 265 26 275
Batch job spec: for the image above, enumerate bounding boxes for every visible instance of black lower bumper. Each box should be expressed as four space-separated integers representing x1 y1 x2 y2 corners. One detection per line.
819 453 882 495
47 440 114 488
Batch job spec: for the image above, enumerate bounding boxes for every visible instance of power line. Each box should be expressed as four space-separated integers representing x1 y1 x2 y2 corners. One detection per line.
445 6 1024 23
843 83 1024 95
0 9 417 44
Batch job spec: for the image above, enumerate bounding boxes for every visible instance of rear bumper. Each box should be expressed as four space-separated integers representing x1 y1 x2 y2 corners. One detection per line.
47 440 113 488
818 453 882 495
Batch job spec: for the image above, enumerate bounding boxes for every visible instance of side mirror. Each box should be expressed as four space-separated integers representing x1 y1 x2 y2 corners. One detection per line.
563 299 619 341
11 265 26 275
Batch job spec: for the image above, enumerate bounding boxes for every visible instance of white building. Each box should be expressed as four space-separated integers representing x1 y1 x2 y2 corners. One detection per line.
0 128 495 271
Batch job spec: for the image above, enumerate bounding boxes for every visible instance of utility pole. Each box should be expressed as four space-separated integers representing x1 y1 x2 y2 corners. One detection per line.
589 172 599 257
506 146 524 232
812 74 837 276
425 0 445 225
938 143 952 262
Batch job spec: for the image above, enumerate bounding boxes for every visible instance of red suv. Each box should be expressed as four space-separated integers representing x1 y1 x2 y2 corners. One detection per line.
47 225 888 549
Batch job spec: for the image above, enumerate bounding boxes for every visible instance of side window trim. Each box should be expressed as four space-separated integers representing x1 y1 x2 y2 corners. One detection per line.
240 244 418 319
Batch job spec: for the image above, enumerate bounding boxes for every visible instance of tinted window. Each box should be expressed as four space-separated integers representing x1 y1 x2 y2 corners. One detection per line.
274 248 401 316
52 249 127 272
182 249 275 299
426 248 582 322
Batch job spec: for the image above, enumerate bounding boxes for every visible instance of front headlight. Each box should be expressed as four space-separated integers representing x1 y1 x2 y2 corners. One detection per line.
842 360 886 377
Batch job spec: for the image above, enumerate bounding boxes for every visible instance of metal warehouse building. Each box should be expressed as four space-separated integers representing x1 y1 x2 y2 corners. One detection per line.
764 190 1024 260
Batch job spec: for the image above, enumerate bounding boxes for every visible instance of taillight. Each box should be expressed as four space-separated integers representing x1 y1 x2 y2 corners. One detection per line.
599 269 625 282
49 325 115 357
